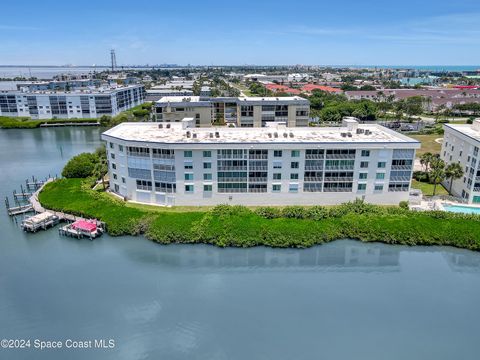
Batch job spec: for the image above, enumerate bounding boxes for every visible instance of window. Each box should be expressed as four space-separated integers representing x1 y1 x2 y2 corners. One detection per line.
111 163 116 170
291 150 300 157
184 173 193 181
203 162 212 169
289 184 299 193
113 173 117 180
203 173 212 180
273 173 282 180
119 145 124 152
185 185 194 193
272 184 281 192
360 161 369 168
109 142 114 149
374 184 384 191
110 153 115 159
121 177 126 184
184 150 192 158
291 162 299 169
273 161 282 169
274 150 283 157
203 184 212 192
290 173 299 180
359 173 368 179
361 150 370 157
358 183 367 191
203 150 211 158
377 162 386 168
184 161 193 169
376 172 385 180
136 180 152 191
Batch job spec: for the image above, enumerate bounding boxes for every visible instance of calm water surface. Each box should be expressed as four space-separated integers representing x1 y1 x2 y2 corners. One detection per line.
1 128 480 360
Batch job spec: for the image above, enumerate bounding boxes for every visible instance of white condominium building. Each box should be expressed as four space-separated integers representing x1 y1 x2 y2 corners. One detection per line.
442 120 480 203
154 96 310 127
0 84 145 119
102 118 419 207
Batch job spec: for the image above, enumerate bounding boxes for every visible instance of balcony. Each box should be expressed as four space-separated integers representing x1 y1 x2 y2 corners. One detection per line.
325 154 356 159
218 177 248 182
323 177 354 182
249 166 268 171
323 188 353 192
249 177 268 183
324 166 355 171
305 154 324 159
248 188 268 193
304 177 323 182
305 166 324 170
217 166 248 171
248 155 268 160
391 165 412 170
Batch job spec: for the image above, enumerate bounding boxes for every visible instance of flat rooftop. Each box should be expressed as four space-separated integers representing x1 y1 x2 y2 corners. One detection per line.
445 122 480 142
155 96 309 106
102 122 420 146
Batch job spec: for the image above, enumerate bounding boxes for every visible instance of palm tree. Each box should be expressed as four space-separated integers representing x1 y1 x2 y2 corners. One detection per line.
420 152 434 172
445 162 464 195
429 158 446 196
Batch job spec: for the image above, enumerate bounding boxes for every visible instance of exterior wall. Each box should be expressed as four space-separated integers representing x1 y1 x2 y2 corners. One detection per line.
156 106 213 127
155 97 310 128
441 125 480 203
0 85 145 119
103 137 417 207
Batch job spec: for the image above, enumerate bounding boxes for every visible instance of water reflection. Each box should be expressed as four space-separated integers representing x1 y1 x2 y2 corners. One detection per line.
124 241 401 272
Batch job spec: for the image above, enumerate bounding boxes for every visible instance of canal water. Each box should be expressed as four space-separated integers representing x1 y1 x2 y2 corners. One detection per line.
1 128 480 360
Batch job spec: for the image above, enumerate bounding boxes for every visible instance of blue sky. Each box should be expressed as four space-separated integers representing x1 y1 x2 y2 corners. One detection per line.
1 0 479 66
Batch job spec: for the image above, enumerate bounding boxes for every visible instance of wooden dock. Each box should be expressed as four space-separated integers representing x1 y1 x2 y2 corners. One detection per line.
21 212 60 232
5 176 105 239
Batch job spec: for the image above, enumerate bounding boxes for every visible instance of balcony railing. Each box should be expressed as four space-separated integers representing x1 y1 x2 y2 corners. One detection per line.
304 166 324 170
218 177 248 182
304 177 323 182
217 166 248 171
249 166 268 171
324 166 355 171
323 188 353 192
248 155 268 160
323 177 354 182
391 165 413 170
305 154 324 159
249 177 268 183
325 154 355 159
248 188 268 193
390 176 411 182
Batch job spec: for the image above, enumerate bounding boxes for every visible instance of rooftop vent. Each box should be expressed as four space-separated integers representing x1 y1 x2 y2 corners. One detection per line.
166 124 171 129
186 131 191 138
365 130 371 135
274 132 278 138
347 132 352 137
158 123 163 129
192 133 197 139
268 133 272 138
209 132 214 138
289 132 294 138
356 128 364 134
341 132 347 137
215 131 220 138
283 132 288 138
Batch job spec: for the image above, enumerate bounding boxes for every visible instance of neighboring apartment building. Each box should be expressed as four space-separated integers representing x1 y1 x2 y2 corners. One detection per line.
145 89 193 102
102 118 419 207
441 120 480 203
0 84 145 119
154 96 310 127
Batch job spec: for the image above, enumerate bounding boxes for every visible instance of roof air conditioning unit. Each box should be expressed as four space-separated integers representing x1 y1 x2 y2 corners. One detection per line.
215 132 220 138
158 124 163 128
186 131 191 138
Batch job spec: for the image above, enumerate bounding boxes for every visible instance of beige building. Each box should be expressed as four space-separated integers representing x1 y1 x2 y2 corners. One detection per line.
154 96 310 128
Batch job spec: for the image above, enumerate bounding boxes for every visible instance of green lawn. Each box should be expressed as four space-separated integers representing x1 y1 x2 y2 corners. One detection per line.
411 179 449 196
38 178 480 250
410 134 443 157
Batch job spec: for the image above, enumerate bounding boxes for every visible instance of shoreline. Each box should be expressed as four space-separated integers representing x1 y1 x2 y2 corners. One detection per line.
37 178 480 251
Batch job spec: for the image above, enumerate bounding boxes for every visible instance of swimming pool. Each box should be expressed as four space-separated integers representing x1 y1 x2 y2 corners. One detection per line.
443 204 480 214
